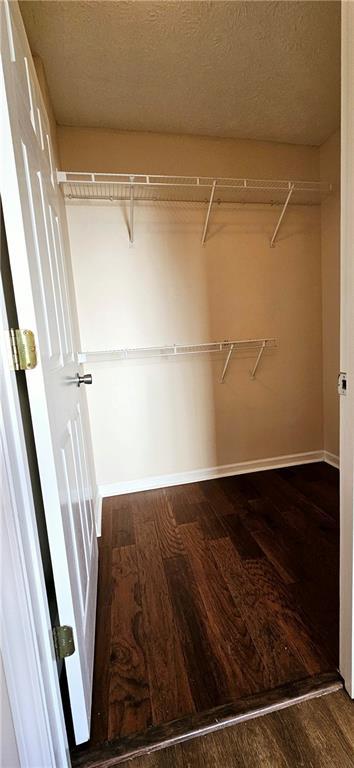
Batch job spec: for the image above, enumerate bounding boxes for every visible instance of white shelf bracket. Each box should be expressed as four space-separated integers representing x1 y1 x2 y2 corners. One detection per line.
250 341 266 379
201 180 217 245
220 343 235 383
129 178 135 244
270 183 294 248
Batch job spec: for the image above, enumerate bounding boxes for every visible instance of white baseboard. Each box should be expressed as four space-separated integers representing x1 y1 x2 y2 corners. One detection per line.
94 493 103 537
98 450 325 498
323 451 340 469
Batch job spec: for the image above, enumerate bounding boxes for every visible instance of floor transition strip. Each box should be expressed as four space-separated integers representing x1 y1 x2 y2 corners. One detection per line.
71 671 342 768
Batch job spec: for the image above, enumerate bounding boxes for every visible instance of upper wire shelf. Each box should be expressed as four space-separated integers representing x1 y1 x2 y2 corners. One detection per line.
78 337 277 383
57 171 332 247
57 171 331 205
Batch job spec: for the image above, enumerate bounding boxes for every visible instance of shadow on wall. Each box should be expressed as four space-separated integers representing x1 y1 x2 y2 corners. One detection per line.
67 199 323 487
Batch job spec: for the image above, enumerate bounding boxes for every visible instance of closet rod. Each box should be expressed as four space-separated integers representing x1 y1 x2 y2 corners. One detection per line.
78 337 277 381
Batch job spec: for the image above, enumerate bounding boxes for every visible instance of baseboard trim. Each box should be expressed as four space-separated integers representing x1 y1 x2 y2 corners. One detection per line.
323 451 340 469
98 450 325 498
94 494 103 537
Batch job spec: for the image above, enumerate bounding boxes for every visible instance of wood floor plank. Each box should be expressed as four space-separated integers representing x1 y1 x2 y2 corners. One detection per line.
134 519 194 724
241 497 302 583
101 500 113 544
324 687 354 744
210 536 306 689
134 490 166 524
288 580 339 667
179 522 266 697
195 500 227 540
153 494 184 558
217 512 266 559
280 464 339 518
221 473 262 505
111 503 135 549
164 554 228 709
290 693 354 767
168 498 200 525
251 469 336 530
108 546 151 739
197 479 236 516
165 482 205 504
243 558 329 674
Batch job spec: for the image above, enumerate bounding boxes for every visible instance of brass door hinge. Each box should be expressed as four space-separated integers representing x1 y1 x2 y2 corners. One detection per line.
10 329 37 371
52 625 75 661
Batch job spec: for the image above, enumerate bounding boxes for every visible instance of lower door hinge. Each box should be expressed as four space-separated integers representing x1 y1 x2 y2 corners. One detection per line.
338 372 347 396
52 625 75 660
10 328 37 371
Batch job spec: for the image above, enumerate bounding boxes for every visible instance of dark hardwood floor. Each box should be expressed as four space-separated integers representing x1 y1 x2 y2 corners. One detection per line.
73 462 339 764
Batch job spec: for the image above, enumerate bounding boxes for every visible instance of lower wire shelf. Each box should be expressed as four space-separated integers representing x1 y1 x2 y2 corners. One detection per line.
78 337 277 382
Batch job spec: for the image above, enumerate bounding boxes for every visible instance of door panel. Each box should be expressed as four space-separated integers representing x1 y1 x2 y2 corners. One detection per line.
0 1 98 743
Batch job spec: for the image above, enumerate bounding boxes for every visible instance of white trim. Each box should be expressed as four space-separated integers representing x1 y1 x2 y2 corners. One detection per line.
95 494 103 537
339 0 354 699
323 452 340 469
99 450 325 498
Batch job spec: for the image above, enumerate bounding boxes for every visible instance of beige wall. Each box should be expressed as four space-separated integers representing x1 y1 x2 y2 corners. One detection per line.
320 130 340 459
63 128 326 488
57 126 320 179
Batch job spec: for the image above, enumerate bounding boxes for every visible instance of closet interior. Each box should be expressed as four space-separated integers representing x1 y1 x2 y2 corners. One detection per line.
19 0 342 763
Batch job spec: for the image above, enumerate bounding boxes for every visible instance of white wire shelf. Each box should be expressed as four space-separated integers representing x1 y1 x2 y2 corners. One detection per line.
57 171 332 247
78 337 277 382
57 171 331 204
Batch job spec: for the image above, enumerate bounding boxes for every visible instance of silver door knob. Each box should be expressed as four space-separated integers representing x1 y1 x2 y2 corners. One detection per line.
77 373 93 387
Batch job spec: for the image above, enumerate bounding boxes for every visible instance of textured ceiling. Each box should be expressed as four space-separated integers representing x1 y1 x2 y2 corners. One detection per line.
20 0 340 146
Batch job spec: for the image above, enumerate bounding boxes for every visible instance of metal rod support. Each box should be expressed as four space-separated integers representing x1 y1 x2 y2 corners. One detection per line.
270 184 294 248
250 341 266 379
129 182 134 244
220 344 235 383
201 180 217 245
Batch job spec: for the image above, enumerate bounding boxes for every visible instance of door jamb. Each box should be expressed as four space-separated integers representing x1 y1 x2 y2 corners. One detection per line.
339 0 354 699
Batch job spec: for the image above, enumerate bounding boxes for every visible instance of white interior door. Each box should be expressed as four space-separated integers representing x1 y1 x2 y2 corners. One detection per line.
0 1 98 743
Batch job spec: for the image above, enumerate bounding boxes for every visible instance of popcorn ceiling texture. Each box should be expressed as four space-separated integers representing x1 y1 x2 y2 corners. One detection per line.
20 0 340 146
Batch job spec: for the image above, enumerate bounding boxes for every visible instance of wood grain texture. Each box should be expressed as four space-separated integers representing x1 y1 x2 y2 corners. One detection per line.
76 463 339 762
108 546 151 739
153 496 184 558
134 520 194 724
111 504 134 549
163 554 227 710
209 536 306 689
179 522 266 697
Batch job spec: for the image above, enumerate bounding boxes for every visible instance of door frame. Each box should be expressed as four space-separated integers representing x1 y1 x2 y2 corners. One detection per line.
339 0 354 699
0 271 69 765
